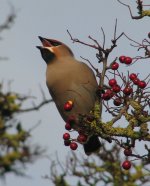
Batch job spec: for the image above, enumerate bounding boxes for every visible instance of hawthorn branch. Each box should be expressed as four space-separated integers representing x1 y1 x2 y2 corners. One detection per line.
119 32 150 62
117 0 150 19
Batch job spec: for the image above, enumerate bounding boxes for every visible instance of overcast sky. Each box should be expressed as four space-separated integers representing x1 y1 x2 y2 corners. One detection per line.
0 0 150 186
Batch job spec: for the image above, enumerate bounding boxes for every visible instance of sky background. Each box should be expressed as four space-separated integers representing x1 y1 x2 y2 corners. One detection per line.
0 0 150 186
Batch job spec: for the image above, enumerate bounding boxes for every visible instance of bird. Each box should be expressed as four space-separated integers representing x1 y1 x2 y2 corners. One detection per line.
36 36 101 155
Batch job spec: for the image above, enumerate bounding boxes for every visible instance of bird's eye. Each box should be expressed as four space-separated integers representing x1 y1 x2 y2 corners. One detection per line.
47 40 62 46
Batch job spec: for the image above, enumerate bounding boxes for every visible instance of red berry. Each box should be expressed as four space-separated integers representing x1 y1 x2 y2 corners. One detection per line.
112 84 121 93
102 93 111 100
109 79 117 87
138 81 147 89
124 149 132 156
70 142 78 150
63 133 70 140
105 89 113 95
111 62 119 70
77 134 88 143
122 160 131 170
102 89 114 100
148 32 150 39
119 56 126 63
113 98 122 106
129 73 137 81
123 86 133 95
65 123 72 130
124 57 132 65
64 140 71 146
87 115 94 122
133 78 140 85
67 116 76 125
106 89 114 97
96 86 105 97
64 100 73 111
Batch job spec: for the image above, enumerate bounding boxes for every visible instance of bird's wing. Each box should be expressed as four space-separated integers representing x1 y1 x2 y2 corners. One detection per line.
48 61 98 122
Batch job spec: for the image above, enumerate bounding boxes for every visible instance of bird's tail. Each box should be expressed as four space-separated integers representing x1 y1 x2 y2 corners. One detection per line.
83 135 101 155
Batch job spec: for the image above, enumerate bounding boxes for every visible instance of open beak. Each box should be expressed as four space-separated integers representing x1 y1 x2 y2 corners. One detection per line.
36 46 43 50
38 36 62 47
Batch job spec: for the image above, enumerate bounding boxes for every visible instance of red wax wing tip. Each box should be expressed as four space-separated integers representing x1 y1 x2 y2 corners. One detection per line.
68 100 73 105
64 100 73 111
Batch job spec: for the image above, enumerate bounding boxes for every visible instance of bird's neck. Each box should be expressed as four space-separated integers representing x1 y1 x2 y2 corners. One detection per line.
47 56 75 66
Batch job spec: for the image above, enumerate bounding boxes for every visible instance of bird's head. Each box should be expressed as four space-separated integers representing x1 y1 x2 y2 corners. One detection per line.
36 36 74 64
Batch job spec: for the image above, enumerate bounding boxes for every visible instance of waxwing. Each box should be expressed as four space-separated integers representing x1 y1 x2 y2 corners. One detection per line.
37 36 101 155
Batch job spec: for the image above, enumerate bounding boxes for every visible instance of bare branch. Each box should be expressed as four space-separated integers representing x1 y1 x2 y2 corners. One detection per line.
18 99 53 113
67 30 99 50
0 5 16 33
117 0 150 19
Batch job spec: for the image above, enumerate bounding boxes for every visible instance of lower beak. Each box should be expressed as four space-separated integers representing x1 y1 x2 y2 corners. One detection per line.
36 46 43 50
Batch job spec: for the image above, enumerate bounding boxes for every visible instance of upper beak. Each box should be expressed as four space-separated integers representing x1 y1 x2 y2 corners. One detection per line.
38 36 53 47
38 36 62 47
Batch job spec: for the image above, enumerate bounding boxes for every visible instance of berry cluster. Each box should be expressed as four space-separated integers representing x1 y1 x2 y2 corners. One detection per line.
98 55 148 170
129 73 147 89
63 100 88 151
121 148 132 170
100 56 147 107
119 56 132 64
63 131 88 151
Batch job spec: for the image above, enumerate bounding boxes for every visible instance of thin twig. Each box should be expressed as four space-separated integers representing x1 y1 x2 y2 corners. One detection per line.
18 99 53 113
67 30 99 49
101 27 105 49
80 56 100 77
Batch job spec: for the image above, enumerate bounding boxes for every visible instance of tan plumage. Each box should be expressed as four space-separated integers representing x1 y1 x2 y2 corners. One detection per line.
37 37 101 155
